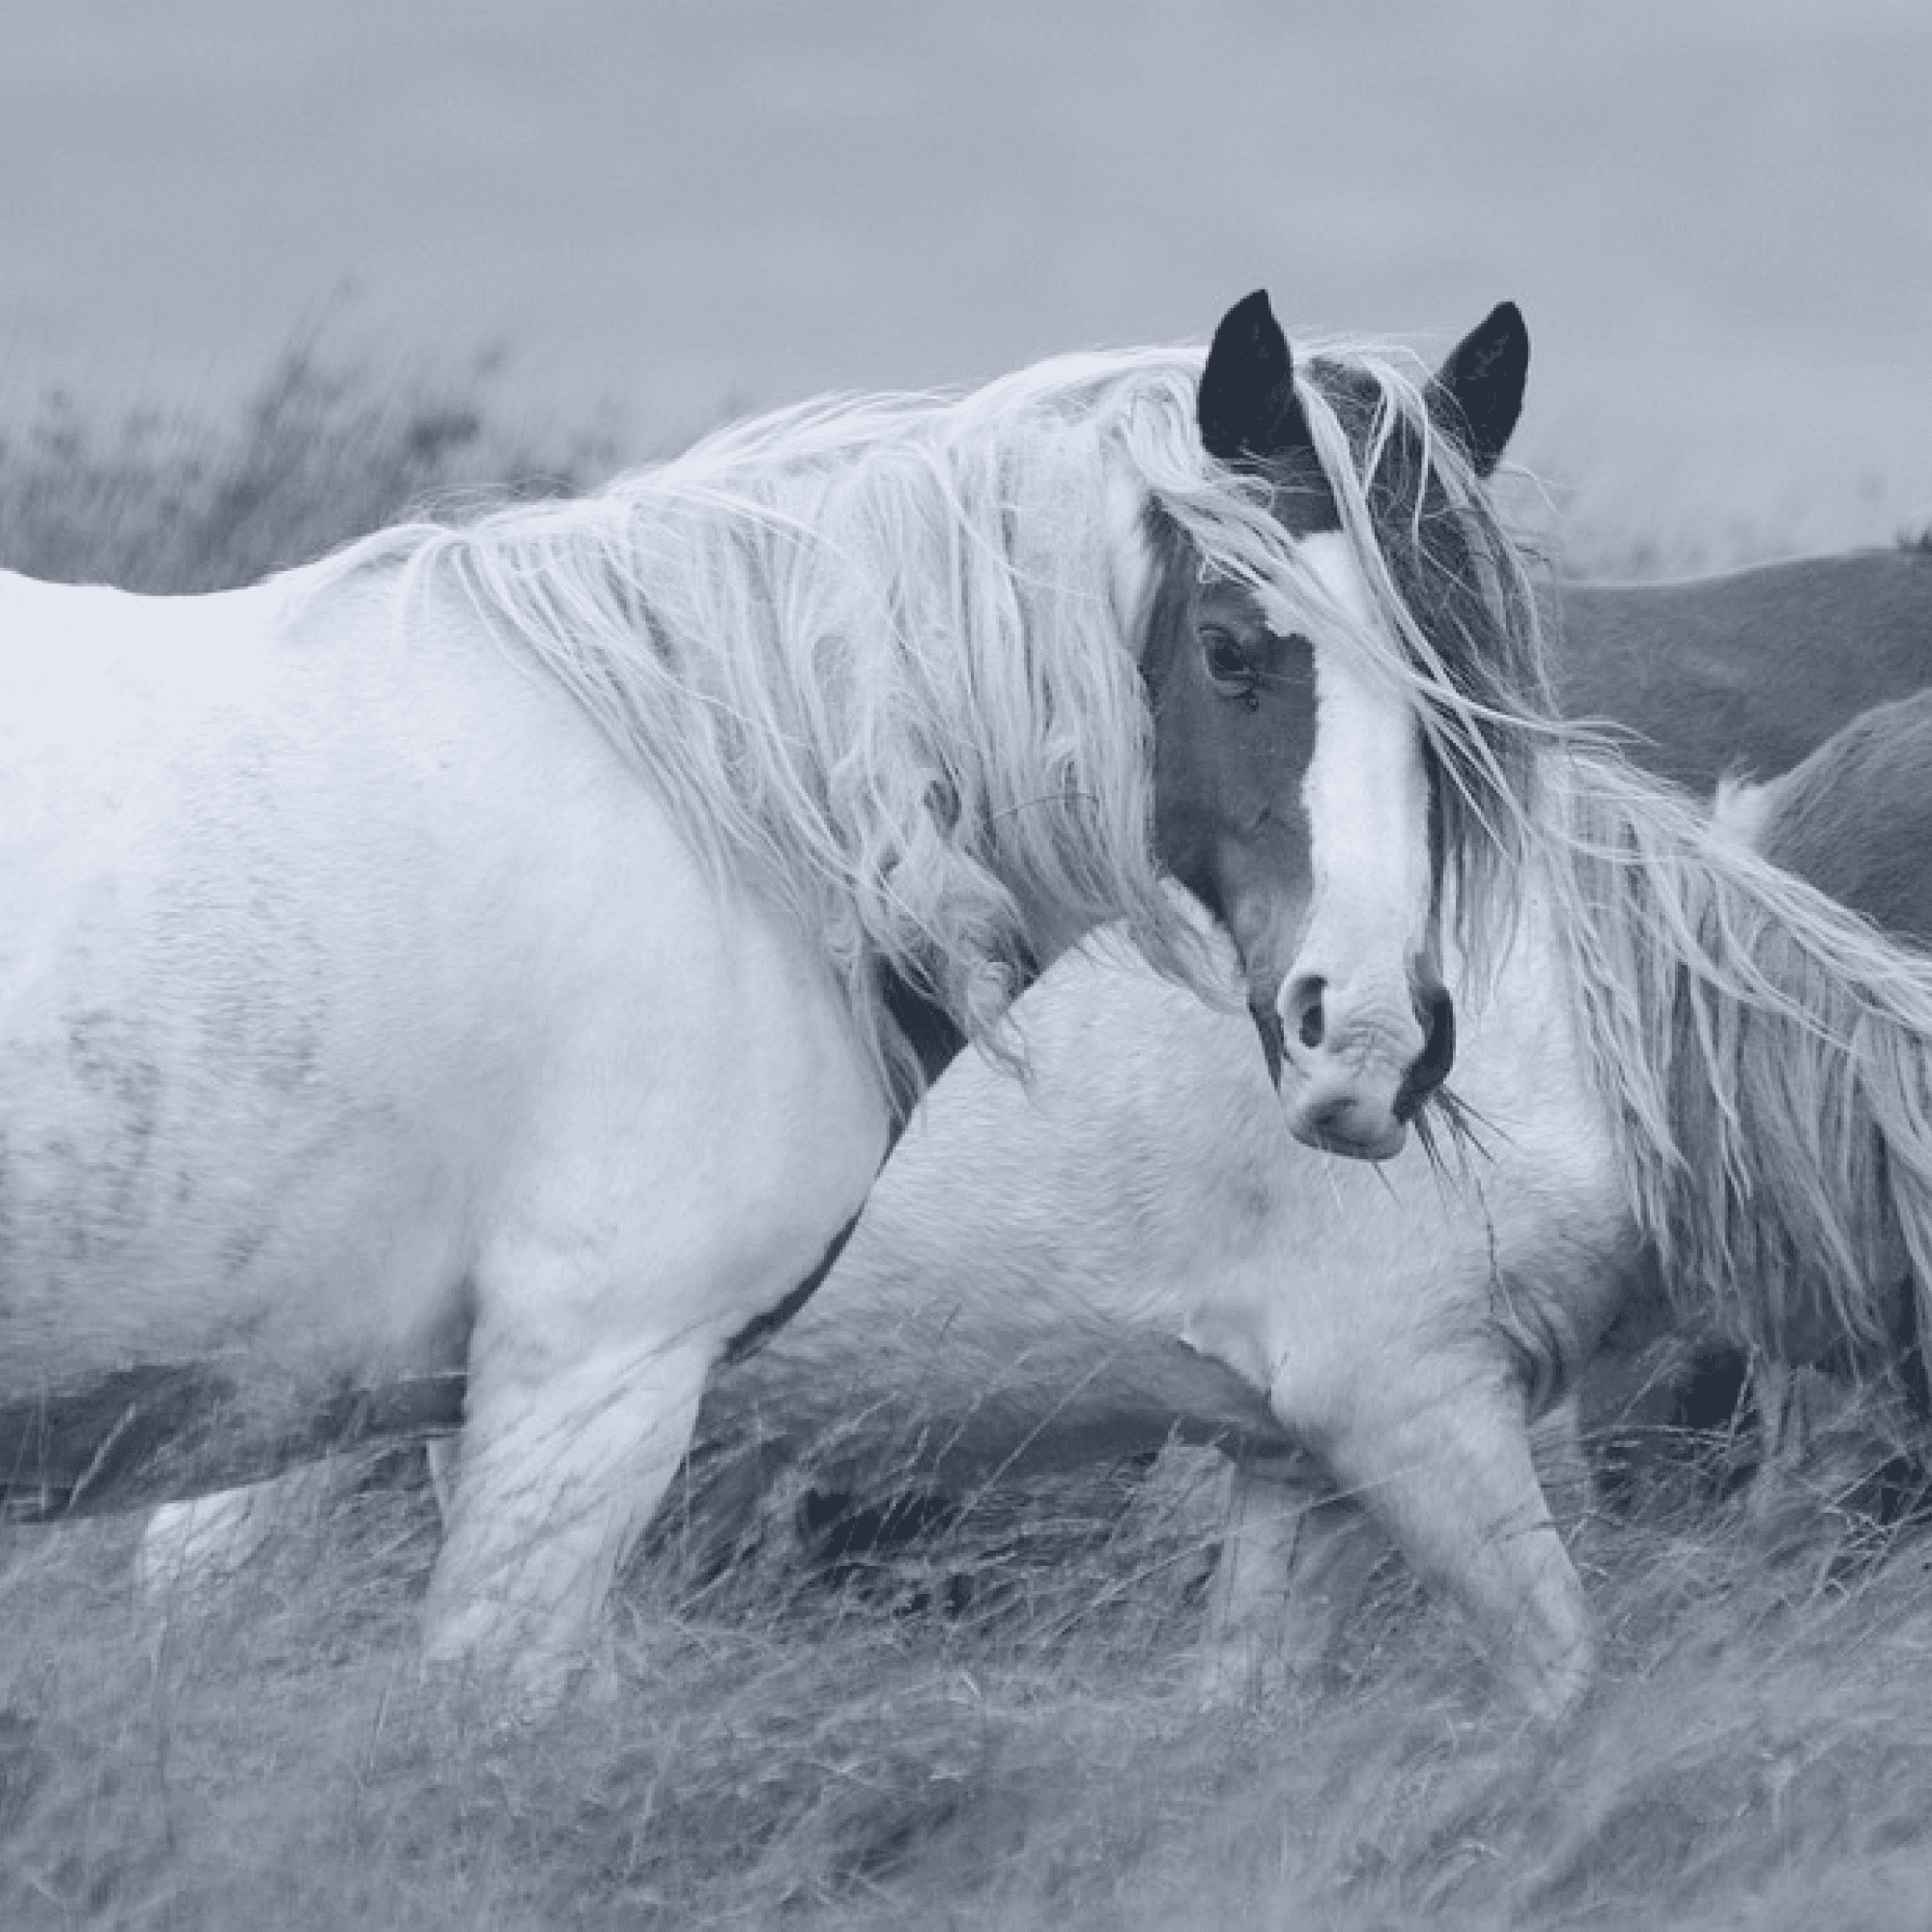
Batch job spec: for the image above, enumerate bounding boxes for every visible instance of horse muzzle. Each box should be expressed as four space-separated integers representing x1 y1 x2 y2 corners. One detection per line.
1263 972 1456 1161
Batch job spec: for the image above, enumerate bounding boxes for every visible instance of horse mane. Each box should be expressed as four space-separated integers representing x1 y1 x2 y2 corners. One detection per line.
307 337 1553 1102
1294 336 1558 980
1546 751 1932 1373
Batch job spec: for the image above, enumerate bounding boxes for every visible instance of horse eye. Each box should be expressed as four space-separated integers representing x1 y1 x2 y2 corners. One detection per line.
1201 627 1257 693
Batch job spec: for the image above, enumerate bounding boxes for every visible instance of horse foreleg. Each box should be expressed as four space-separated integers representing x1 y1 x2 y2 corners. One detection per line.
1528 1391 1597 1533
1197 1455 1387 1705
1304 1368 1596 1720
420 1335 713 1699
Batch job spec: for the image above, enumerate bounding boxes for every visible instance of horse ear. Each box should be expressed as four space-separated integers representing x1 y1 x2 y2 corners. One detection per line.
1428 301 1529 477
1198 291 1309 464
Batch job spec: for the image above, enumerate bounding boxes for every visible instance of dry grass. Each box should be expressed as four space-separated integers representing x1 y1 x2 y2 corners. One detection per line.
0 337 610 594
8 1435 1932 1932
5 348 1932 1929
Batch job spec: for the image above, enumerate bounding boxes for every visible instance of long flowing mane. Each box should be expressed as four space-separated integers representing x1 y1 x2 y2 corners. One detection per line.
310 337 1551 1100
1544 752 1932 1373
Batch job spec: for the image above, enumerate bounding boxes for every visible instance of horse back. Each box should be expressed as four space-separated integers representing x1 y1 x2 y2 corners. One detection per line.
1551 546 1932 790
1721 687 1932 950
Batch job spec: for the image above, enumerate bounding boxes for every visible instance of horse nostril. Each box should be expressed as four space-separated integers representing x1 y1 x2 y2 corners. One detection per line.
1397 984 1457 1119
1286 975 1326 1051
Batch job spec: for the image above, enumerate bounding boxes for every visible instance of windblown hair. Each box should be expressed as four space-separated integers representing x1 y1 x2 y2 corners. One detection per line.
1291 342 1558 977
1546 750 1932 1375
314 338 1552 1102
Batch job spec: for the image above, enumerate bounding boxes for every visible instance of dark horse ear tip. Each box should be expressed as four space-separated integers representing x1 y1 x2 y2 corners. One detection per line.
1200 290 1300 464
1207 291 1285 360
1430 301 1531 479
1480 301 1531 357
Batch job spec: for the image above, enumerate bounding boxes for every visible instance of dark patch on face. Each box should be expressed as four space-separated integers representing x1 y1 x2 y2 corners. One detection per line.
1149 299 1349 954
1141 513 1325 983
1141 467 1350 1084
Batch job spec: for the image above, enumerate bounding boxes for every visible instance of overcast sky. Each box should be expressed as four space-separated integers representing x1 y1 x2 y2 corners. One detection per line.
4 0 1929 556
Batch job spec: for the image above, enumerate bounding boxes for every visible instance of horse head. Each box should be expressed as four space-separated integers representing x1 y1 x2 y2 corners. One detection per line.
1145 291 1534 1158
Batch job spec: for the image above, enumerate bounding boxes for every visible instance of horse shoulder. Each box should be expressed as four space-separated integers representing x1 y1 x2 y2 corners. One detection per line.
434 673 894 1380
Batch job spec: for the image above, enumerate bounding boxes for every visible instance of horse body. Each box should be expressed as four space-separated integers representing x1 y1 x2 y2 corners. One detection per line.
1551 544 1932 791
1720 686 1932 943
1 560 895 1668
672 742 1932 1719
684 894 1632 1717
0 559 888 1385
127 525 1932 1705
0 560 496 1399
10 296 1555 1690
693 905 1622 1470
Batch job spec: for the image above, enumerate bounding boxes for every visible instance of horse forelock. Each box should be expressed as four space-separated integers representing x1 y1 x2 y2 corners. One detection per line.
1277 345 1561 987
1544 751 1932 1377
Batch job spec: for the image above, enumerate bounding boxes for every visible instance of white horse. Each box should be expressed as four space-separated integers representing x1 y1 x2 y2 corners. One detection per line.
1 293 1552 1694
136 731 1932 1716
641 740 1932 1719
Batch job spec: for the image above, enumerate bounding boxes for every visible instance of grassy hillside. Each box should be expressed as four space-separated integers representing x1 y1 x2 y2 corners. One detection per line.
2 355 1929 1930
0 343 607 593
